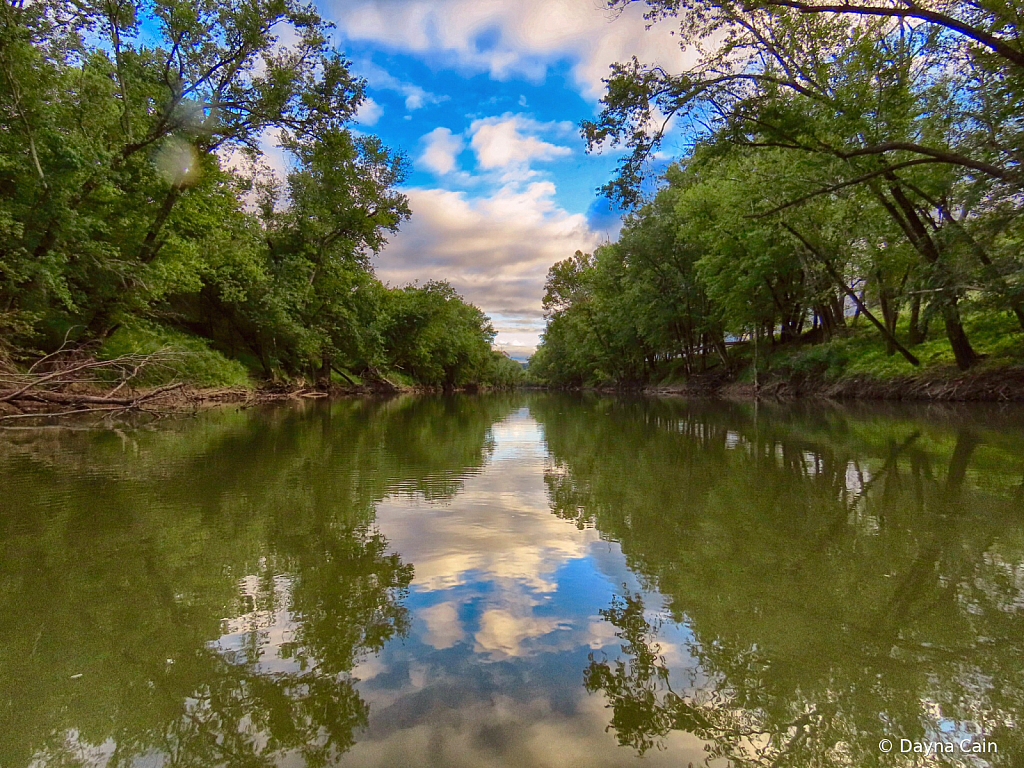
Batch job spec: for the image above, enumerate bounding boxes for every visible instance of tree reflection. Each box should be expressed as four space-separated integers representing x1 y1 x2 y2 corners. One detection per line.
533 396 1024 767
0 394 519 767
586 591 847 766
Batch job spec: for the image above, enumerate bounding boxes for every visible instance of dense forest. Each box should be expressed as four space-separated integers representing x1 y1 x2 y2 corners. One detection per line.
531 0 1024 390
0 0 522 390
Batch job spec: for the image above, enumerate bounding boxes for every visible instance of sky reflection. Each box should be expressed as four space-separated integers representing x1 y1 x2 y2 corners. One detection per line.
342 405 707 767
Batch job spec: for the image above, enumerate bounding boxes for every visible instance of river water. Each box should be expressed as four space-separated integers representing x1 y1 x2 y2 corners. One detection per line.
2 394 1023 767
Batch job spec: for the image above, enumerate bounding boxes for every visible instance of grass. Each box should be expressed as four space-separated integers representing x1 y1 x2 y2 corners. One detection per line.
755 308 1024 383
100 321 252 388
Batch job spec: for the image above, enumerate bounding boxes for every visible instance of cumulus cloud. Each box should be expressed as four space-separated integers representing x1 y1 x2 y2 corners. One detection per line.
356 96 383 125
417 127 465 175
373 408 601 593
373 181 601 346
417 115 573 183
329 0 697 100
474 609 564 659
494 342 536 362
347 691 708 768
469 115 572 171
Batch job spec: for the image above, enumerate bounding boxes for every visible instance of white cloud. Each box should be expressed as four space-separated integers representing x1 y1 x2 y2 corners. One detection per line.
416 115 573 182
494 341 537 362
329 0 697 100
342 692 710 767
355 96 383 125
373 408 602 593
417 127 465 175
354 59 449 110
469 115 571 170
373 181 601 346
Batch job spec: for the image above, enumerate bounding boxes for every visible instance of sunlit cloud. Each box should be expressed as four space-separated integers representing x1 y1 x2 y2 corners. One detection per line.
417 127 465 175
469 115 572 171
356 96 384 126
374 182 601 348
419 601 466 649
330 0 695 100
474 609 565 659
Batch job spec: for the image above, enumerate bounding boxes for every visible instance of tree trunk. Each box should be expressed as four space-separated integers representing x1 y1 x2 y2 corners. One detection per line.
940 304 979 371
317 351 332 387
876 272 900 357
907 294 926 344
831 293 846 328
878 181 980 369
782 223 920 365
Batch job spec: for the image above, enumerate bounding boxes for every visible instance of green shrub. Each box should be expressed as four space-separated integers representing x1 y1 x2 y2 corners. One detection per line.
100 322 252 388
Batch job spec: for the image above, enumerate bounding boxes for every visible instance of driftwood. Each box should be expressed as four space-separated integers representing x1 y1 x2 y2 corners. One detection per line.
10 382 184 406
0 348 188 423
362 366 402 392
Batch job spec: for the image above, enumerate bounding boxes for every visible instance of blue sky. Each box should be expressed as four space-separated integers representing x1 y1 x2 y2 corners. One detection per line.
298 0 693 359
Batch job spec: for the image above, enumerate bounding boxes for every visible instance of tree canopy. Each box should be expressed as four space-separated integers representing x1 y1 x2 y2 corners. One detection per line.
533 0 1024 386
0 0 519 389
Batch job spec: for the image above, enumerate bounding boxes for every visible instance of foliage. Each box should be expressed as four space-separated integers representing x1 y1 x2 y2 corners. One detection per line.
100 321 252 387
533 0 1024 384
0 0 504 389
381 281 499 388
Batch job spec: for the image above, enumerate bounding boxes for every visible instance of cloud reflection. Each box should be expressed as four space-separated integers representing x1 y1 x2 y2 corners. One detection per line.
341 405 707 765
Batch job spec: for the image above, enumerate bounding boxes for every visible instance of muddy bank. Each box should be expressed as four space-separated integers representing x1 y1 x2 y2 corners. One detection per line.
645 365 1024 401
0 380 515 425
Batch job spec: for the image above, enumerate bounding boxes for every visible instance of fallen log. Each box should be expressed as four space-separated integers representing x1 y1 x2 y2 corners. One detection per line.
11 382 184 406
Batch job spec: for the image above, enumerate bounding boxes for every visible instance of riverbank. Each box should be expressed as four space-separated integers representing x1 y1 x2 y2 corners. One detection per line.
0 328 525 424
0 372 511 425
645 364 1024 401
0 381 323 424
580 318 1024 402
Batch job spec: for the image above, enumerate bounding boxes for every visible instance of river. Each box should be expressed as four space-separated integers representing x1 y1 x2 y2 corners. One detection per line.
2 394 1022 767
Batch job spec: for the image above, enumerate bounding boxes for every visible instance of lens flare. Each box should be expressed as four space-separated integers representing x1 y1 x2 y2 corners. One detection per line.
154 137 200 187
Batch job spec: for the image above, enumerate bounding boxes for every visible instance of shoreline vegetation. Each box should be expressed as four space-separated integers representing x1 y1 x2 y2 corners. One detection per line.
1 0 524 408
0 346 520 425
529 0 1024 397
5 0 1023 412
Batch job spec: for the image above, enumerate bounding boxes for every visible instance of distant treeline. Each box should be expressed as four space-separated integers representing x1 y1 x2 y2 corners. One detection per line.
531 0 1024 388
0 0 521 389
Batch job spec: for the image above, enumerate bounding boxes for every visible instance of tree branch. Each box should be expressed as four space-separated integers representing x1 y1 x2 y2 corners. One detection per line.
753 0 1024 70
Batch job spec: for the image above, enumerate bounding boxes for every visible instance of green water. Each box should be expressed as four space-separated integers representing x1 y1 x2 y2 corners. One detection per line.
2 395 1023 767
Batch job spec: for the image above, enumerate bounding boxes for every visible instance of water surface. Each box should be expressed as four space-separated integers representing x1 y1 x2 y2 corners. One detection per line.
2 395 1023 767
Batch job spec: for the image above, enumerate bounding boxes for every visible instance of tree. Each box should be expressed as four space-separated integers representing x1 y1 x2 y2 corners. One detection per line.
578 0 1024 369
